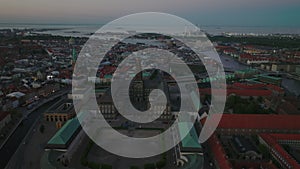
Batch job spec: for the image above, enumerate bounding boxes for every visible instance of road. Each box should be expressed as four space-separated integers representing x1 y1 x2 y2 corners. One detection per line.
0 90 69 169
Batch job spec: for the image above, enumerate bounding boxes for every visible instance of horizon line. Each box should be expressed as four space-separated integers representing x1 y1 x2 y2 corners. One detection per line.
1 22 300 28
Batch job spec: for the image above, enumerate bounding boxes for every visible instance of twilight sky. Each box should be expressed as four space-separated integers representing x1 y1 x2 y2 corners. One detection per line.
0 0 299 26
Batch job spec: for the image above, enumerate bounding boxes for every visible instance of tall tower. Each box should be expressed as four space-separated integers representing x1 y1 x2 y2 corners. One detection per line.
129 57 144 103
135 57 143 81
69 37 76 70
72 47 77 69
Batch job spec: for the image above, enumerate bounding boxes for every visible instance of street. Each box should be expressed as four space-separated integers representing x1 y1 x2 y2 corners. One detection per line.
0 89 69 169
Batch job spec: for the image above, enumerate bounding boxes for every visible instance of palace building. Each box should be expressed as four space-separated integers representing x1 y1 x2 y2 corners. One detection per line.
203 114 300 169
44 99 76 128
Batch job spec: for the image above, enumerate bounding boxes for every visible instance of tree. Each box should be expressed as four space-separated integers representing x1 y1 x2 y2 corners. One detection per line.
249 96 254 101
257 96 263 103
245 102 257 114
258 144 270 159
130 166 139 169
39 125 45 133
233 104 244 114
88 162 100 169
156 159 166 169
225 95 236 110
144 163 155 169
80 156 88 166
102 164 112 169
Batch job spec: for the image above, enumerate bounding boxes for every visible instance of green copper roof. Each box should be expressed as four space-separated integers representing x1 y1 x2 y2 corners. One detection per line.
72 48 77 61
245 78 260 82
235 69 257 74
104 74 113 79
128 72 150 78
94 88 108 93
178 122 201 149
202 74 235 83
47 117 80 145
143 72 151 77
258 74 282 80
129 73 135 78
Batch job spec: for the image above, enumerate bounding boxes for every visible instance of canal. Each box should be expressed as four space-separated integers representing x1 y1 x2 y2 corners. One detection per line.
219 54 300 96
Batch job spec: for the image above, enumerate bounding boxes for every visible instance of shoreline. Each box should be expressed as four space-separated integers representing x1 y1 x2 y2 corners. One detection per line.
1 25 300 37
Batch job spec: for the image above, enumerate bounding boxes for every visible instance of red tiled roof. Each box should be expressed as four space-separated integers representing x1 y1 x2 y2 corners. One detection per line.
98 66 116 78
199 88 272 97
228 89 272 96
216 46 232 50
209 134 232 169
205 114 300 169
0 111 10 121
276 101 299 115
232 83 266 89
233 162 278 169
0 56 5 66
199 82 283 97
58 70 71 79
240 54 253 59
266 84 284 93
217 114 300 130
18 86 29 94
260 134 300 169
224 49 235 52
7 84 16 90
269 133 300 141
243 45 255 49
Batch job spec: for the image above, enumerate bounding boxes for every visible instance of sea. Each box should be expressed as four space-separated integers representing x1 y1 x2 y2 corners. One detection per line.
1 23 300 37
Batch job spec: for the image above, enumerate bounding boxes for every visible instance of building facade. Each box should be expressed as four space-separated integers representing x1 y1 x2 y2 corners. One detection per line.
44 99 76 124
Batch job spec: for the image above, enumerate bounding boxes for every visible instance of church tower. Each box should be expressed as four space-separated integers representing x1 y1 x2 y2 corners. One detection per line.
69 37 76 70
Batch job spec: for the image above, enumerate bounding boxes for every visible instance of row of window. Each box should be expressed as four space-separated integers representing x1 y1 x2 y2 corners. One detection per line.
271 149 292 169
45 115 69 122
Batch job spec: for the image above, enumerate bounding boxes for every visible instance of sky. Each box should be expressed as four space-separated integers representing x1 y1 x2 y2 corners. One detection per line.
0 0 299 27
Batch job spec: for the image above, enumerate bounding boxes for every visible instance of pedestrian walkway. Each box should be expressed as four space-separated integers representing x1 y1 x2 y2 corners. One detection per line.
179 154 203 169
